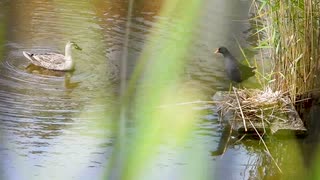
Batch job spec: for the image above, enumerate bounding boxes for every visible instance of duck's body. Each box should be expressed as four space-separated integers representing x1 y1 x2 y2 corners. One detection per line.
215 47 255 83
23 41 81 71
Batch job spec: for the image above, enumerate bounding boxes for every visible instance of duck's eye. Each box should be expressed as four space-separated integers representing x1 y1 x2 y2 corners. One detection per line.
74 44 82 50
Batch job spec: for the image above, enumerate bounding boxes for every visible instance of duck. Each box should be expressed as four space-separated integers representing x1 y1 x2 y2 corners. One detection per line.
23 41 82 71
214 47 256 83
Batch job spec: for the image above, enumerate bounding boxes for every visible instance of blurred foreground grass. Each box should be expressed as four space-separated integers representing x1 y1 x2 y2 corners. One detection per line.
108 0 212 179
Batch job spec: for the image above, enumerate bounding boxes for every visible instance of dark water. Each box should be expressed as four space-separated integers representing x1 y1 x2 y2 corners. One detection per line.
0 0 302 179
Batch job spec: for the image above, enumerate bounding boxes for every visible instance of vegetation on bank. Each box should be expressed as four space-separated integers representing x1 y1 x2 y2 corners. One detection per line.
253 0 320 102
243 0 320 177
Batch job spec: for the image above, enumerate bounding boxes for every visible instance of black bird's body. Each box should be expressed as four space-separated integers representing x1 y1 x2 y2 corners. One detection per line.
215 47 255 83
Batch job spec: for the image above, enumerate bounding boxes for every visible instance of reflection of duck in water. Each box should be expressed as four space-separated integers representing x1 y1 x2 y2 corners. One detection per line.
23 41 82 71
25 64 66 76
25 65 80 89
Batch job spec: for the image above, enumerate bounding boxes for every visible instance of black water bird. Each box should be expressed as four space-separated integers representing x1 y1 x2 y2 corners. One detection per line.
215 47 256 83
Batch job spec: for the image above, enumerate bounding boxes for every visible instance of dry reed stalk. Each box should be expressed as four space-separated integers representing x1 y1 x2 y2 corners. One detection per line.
233 87 247 132
247 118 282 173
157 100 217 108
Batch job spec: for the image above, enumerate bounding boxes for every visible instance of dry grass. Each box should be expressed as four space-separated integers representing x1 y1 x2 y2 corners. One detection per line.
217 87 291 129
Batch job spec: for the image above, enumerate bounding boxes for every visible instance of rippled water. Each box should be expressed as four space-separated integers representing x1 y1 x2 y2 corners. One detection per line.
0 0 261 179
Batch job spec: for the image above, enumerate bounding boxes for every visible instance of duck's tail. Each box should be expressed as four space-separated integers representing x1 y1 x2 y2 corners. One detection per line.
22 51 34 61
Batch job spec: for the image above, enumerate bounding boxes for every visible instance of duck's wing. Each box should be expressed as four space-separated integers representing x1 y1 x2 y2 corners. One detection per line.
32 53 66 65
239 63 256 80
239 63 256 72
30 52 66 70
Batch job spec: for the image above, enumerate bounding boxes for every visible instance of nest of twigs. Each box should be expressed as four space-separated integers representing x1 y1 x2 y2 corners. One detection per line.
217 87 292 130
215 87 295 172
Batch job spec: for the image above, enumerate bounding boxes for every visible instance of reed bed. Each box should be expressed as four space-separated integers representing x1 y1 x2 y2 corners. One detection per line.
253 0 320 103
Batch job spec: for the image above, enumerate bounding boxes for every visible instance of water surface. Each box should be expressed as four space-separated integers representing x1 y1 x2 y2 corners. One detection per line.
0 0 289 179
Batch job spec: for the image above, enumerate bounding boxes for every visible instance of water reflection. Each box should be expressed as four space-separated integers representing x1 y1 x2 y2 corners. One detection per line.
0 0 269 179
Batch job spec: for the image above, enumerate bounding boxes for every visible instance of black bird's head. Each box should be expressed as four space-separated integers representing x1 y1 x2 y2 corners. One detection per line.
214 47 229 55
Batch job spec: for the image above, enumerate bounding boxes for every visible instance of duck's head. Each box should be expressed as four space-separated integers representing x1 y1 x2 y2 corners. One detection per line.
67 41 82 51
214 47 229 55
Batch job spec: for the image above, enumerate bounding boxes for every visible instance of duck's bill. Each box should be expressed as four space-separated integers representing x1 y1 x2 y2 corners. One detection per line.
75 45 82 51
214 49 219 53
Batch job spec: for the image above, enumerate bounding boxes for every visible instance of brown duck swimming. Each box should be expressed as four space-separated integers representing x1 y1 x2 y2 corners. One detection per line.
23 41 82 71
